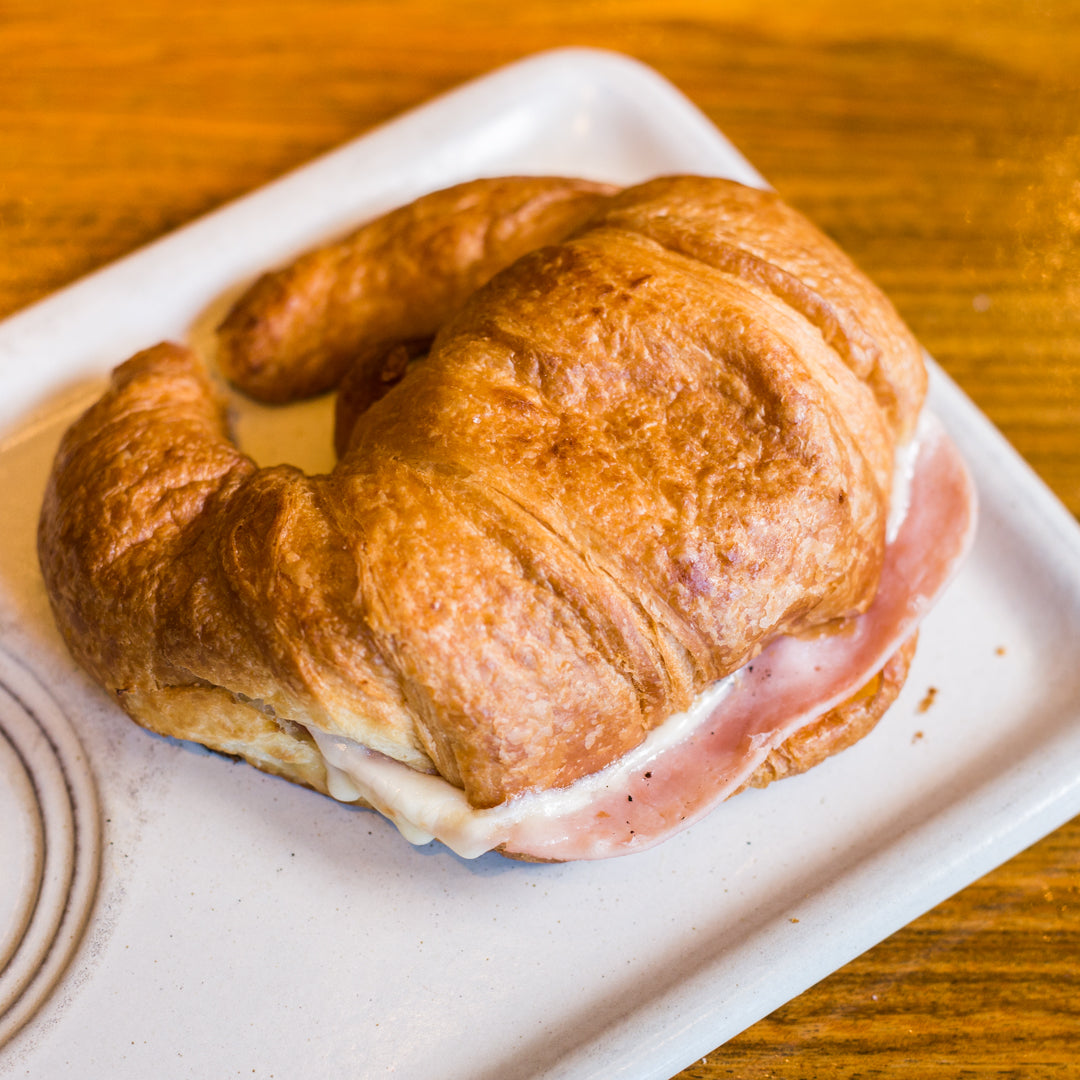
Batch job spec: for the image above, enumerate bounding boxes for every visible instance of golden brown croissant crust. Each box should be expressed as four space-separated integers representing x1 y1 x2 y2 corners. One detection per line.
742 631 917 792
217 176 619 403
38 175 926 811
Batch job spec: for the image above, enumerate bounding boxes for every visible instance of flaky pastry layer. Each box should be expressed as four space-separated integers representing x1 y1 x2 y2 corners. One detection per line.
38 175 927 812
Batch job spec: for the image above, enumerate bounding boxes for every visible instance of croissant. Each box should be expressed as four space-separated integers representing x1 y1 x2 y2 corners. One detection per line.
38 175 973 860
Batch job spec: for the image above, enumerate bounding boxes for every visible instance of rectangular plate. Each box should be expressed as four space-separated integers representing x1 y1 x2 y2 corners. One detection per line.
2 48 1080 1080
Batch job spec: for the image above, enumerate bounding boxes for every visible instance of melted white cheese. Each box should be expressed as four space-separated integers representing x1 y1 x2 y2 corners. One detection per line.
308 674 737 859
886 414 926 544
308 411 932 859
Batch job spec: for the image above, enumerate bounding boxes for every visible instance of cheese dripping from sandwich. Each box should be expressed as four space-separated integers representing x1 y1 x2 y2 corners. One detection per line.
36 176 977 863
301 410 974 860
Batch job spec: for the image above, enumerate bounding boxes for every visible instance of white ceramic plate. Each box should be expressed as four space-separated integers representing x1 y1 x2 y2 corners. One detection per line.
2 48 1079 1080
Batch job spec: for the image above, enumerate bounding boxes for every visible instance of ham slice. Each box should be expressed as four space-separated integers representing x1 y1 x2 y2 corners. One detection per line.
311 412 977 860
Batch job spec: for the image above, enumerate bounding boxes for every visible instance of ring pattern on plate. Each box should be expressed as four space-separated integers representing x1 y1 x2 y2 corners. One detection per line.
0 648 101 1050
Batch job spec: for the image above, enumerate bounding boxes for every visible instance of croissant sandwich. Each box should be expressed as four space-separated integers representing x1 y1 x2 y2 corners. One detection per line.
38 175 976 860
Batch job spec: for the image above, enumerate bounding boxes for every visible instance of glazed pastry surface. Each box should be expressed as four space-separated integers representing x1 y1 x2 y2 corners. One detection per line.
38 175 927 812
217 176 618 403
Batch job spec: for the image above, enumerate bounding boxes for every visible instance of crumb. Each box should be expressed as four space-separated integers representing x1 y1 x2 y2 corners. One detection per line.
789 917 799 923
917 686 938 713
996 645 1006 656
912 730 924 743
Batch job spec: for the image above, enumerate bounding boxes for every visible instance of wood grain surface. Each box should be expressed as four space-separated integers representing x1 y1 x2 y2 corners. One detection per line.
3 1 1078 1075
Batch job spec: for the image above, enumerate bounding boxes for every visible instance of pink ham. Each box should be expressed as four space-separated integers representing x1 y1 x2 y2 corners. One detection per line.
502 414 977 860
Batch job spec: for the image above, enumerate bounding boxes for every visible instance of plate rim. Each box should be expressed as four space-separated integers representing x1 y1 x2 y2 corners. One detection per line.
2 47 1080 1080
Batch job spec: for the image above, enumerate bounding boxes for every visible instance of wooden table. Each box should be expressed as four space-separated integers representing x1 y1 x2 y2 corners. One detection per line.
3 1 1078 1075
